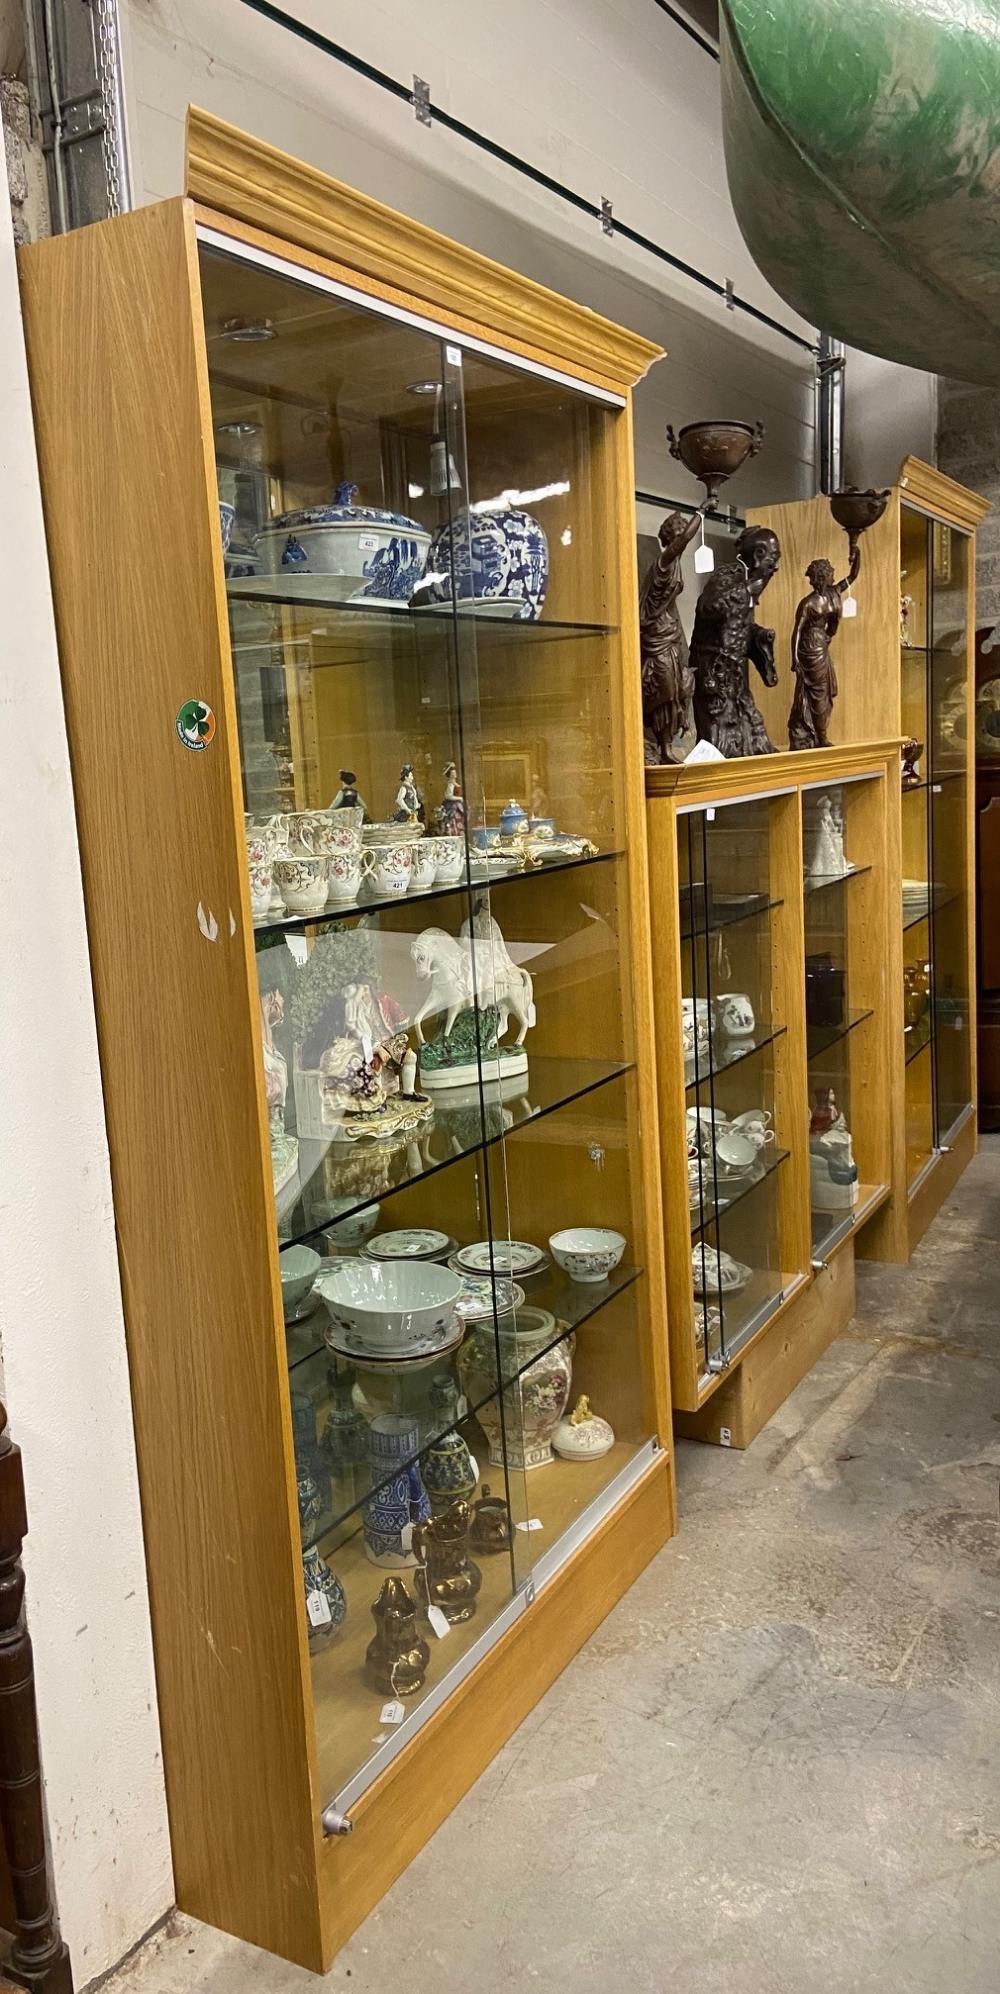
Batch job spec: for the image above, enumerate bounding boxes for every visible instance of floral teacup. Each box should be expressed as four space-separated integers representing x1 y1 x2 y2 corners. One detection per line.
715 991 756 1039
409 840 438 892
274 853 329 915
432 835 465 885
244 834 273 921
326 849 365 907
363 844 412 900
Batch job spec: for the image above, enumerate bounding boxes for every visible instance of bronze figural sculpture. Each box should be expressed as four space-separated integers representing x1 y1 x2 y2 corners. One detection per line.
640 506 707 763
787 547 860 750
689 524 782 757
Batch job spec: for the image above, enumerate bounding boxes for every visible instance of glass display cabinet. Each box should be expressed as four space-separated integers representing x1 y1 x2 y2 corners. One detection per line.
647 746 895 1445
20 114 673 1970
749 459 987 1261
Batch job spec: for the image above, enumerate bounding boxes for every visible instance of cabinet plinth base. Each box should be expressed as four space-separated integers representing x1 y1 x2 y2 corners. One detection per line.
907 1111 976 1255
316 1450 674 1968
674 1249 856 1451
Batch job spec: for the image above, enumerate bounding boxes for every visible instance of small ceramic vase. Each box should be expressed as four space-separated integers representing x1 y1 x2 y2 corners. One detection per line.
364 1413 432 1567
413 1500 482 1624
365 1577 429 1696
552 1394 615 1461
469 1484 513 1554
297 1468 325 1534
422 1428 479 1512
302 1544 346 1653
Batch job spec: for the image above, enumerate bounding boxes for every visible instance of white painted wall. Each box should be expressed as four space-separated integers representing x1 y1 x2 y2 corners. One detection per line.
120 0 819 510
0 139 173 1981
843 347 938 489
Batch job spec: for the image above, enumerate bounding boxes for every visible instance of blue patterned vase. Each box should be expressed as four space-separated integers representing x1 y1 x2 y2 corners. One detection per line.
364 1413 432 1568
423 1428 479 1513
302 1544 346 1653
426 507 548 620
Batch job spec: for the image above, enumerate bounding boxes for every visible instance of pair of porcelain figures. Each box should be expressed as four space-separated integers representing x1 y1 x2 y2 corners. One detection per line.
640 512 860 763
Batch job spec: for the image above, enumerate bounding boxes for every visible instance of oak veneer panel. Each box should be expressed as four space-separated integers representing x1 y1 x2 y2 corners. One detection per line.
18 203 322 1968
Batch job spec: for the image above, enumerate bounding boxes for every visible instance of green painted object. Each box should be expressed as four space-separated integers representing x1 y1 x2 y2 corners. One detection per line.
721 0 1000 383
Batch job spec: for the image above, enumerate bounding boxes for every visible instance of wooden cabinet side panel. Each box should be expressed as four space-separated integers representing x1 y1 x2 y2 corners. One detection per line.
18 204 322 1967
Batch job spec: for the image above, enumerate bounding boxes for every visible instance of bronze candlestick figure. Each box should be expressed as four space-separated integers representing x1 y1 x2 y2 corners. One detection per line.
690 524 782 757
789 487 890 751
640 506 708 763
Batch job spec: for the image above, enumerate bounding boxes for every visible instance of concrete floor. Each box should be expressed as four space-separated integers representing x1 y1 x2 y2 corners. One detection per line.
109 1145 1000 1994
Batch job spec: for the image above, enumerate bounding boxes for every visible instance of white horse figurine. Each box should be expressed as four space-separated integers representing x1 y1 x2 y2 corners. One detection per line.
411 926 534 1048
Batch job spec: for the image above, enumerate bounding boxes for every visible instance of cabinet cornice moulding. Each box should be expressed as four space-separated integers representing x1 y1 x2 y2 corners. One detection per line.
185 108 665 395
898 455 991 531
645 739 902 801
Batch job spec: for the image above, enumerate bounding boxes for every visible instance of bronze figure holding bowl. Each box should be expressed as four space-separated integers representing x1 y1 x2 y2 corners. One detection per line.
788 487 890 752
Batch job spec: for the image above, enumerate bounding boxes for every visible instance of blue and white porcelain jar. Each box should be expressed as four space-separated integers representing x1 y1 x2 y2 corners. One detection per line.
255 482 431 602
364 1413 432 1567
426 508 549 620
302 1544 347 1653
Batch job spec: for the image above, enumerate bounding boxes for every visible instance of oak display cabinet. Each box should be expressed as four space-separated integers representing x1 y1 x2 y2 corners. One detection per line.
751 460 988 1259
19 114 674 1971
647 745 897 1448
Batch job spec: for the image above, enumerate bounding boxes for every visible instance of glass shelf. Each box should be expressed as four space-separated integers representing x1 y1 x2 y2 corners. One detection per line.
806 1008 874 1062
292 1265 641 1547
904 1017 933 1065
252 848 622 941
680 892 782 944
803 865 872 897
228 585 616 654
903 772 965 795
279 1056 632 1253
689 1145 789 1238
685 1025 787 1093
902 888 961 931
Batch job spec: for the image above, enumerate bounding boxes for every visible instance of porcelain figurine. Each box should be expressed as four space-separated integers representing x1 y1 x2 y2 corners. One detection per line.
552 1394 615 1461
302 1545 346 1653
900 591 915 646
433 761 467 837
413 1500 482 1624
363 1413 432 1567
805 792 850 879
470 1485 513 1554
311 980 432 1142
412 902 535 1088
421 1427 479 1512
458 1311 573 1471
640 506 706 762
331 769 370 820
690 525 781 757
425 508 549 620
392 762 425 825
365 1577 430 1696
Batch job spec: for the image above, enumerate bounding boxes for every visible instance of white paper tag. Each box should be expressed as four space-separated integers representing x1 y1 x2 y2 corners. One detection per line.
400 1521 414 1552
516 1518 543 1533
684 738 727 764
842 595 857 619
455 1394 468 1420
379 1700 405 1726
306 1589 332 1628
362 1033 374 1063
694 544 715 573
358 533 379 553
446 345 463 367
427 1604 452 1639
719 1426 733 1448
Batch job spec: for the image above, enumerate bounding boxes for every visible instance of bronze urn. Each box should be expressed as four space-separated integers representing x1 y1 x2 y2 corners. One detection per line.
666 419 764 506
830 486 890 555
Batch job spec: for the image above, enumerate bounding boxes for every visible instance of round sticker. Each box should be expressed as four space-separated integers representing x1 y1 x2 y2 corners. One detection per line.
175 699 216 751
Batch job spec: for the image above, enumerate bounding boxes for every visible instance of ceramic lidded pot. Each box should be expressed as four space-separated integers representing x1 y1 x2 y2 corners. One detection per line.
255 481 431 601
422 1428 479 1512
457 1310 573 1471
302 1544 346 1652
425 508 549 620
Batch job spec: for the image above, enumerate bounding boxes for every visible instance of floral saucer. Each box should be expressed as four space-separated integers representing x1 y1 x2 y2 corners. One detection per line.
362 1228 454 1262
323 1313 465 1372
454 1240 547 1277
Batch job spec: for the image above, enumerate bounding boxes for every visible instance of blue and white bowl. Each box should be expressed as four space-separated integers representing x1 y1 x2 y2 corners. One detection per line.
255 481 431 602
549 1227 626 1284
424 507 548 620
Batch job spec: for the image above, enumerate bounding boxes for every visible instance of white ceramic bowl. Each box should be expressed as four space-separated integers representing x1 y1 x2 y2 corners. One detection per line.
549 1227 626 1284
315 1200 381 1247
316 1258 462 1351
279 1244 321 1316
